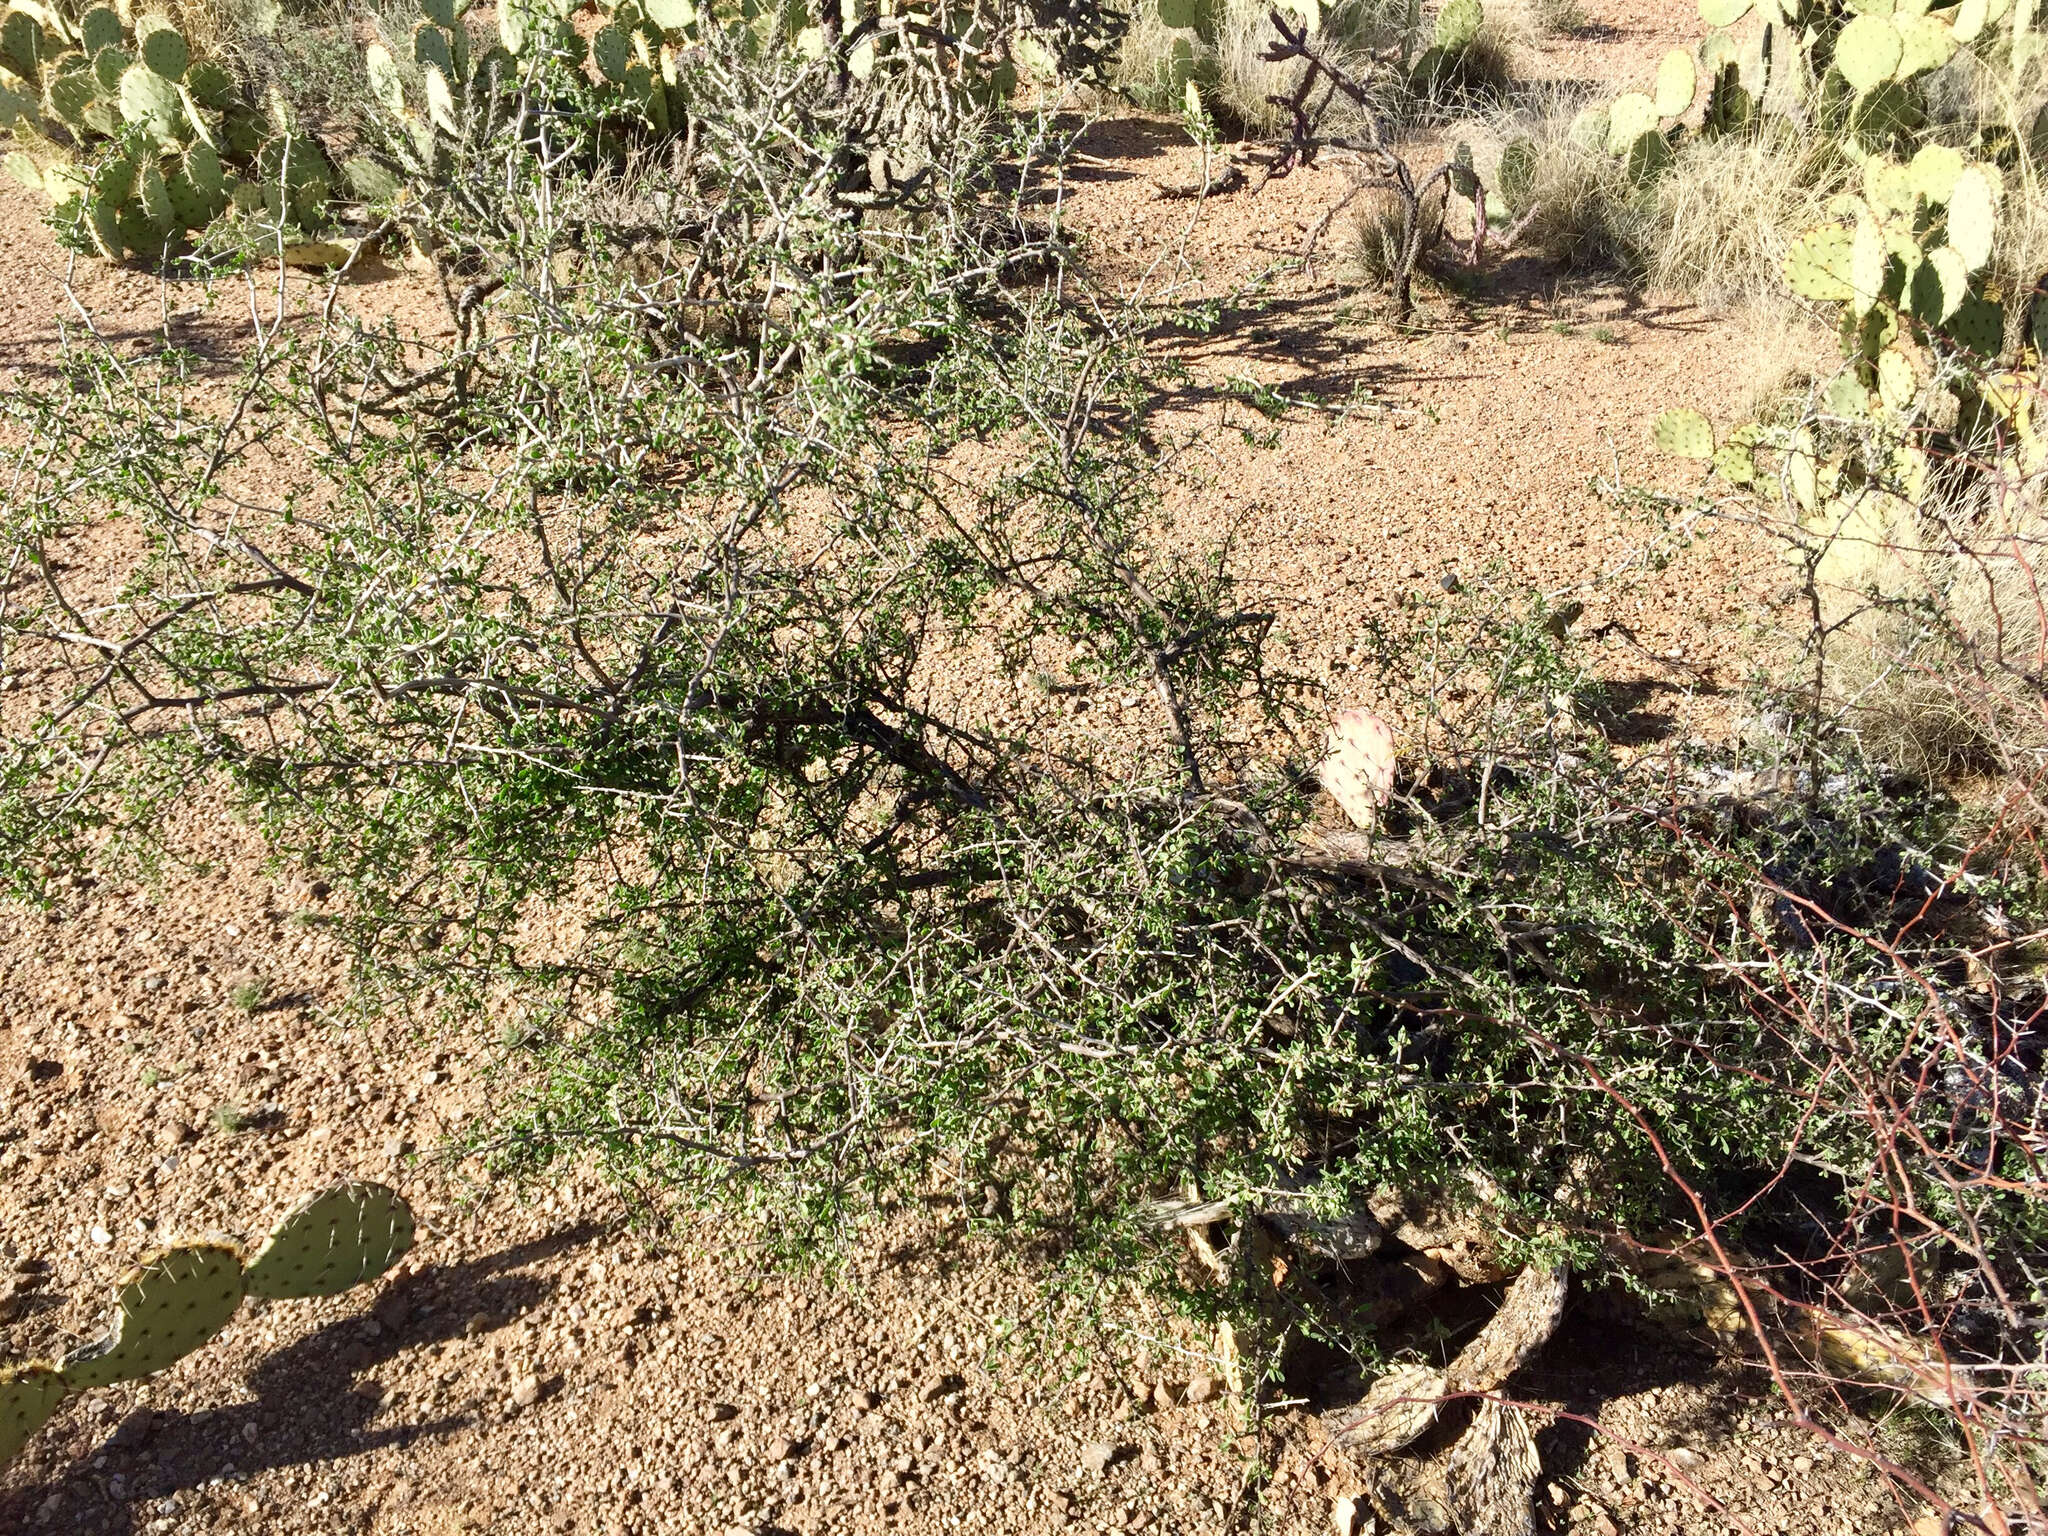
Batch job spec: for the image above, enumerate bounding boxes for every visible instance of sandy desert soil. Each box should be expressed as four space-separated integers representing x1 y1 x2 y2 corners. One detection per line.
0 4 1944 1533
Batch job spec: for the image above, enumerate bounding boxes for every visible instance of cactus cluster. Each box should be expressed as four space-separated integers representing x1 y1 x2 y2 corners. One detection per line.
0 1180 414 1471
1645 0 2045 556
0 1 334 260
1591 0 2047 192
1654 133 2032 517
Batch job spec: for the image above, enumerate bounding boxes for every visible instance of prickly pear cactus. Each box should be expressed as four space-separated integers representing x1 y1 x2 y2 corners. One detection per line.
1320 707 1398 833
58 1242 246 1391
1652 408 1713 460
0 1363 65 1468
1 1181 417 1469
1444 1264 1570 1392
243 1180 416 1299
0 1 335 261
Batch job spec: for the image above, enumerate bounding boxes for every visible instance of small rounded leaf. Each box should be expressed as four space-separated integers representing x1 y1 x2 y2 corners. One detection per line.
1654 407 1714 459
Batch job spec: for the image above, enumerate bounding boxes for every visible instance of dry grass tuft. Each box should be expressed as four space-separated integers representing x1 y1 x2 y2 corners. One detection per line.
1113 0 1406 129
1450 91 1633 270
1627 124 1854 307
1816 476 2048 782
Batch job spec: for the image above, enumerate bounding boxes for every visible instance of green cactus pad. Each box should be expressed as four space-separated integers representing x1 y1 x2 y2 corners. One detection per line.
1876 346 1916 413
1653 408 1714 459
242 1181 416 1300
1906 143 1963 204
1156 0 1199 25
1698 0 1752 22
90 42 127 90
1849 215 1889 315
135 19 187 80
183 57 235 109
425 61 456 130
591 22 629 81
1784 223 1854 301
1834 14 1901 93
1606 92 1660 153
1625 129 1672 182
1653 48 1695 116
1704 71 1754 134
343 154 401 200
363 41 404 114
1907 245 1967 323
1893 12 1956 75
45 66 94 126
58 1244 246 1392
118 62 182 140
1944 293 2003 357
136 157 173 227
1784 429 1819 511
1714 423 1763 486
412 20 453 77
1699 29 1738 72
498 0 531 51
645 0 696 28
0 1362 64 1469
1568 104 1608 149
77 3 120 54
185 138 222 202
1823 370 1868 419
1861 159 1913 215
1848 79 1920 153
3 148 40 189
421 0 457 25
1435 0 1482 51
1946 165 1997 271
1 10 48 87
